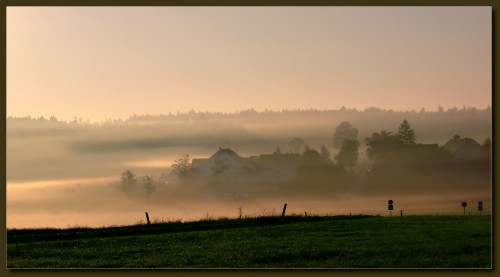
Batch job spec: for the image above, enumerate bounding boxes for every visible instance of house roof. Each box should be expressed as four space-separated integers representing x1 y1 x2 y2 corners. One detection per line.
200 148 302 167
442 137 482 154
209 148 243 161
259 153 301 164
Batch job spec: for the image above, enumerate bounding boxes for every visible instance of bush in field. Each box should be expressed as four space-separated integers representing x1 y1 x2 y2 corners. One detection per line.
120 170 158 197
143 175 156 197
120 169 137 195
171 154 193 179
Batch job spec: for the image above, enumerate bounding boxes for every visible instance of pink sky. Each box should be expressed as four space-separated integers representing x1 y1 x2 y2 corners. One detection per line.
7 7 491 121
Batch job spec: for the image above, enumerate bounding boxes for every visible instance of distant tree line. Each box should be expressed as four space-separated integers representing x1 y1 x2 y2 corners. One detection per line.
7 105 491 126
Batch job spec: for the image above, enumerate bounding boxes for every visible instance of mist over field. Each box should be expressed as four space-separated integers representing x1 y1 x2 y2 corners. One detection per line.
7 107 492 228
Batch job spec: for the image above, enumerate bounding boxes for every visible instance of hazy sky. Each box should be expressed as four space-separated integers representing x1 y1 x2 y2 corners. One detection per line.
7 7 491 121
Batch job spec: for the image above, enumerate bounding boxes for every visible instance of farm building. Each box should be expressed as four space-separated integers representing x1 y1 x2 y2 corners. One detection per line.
191 147 301 181
441 137 487 161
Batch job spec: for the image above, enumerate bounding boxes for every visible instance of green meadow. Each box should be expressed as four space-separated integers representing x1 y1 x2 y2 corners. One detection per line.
7 215 491 269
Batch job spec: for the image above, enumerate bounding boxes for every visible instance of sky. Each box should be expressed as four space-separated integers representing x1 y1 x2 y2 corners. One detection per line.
7 6 491 122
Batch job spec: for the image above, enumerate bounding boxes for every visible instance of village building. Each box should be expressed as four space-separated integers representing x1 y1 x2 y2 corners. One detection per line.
441 137 487 161
191 147 302 183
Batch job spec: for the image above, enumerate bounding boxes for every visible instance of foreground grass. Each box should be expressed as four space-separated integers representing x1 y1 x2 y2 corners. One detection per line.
7 215 491 268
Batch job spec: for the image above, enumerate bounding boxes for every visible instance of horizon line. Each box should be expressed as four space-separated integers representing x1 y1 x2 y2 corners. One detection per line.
6 105 492 124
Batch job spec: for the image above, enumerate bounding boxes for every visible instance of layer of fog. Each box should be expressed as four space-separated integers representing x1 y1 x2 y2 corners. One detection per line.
7 177 491 229
8 109 491 181
7 108 492 228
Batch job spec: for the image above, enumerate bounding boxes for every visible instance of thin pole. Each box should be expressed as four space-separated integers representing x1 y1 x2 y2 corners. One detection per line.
281 203 288 217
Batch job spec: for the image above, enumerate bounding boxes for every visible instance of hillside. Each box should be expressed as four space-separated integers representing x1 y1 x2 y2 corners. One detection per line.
7 215 491 268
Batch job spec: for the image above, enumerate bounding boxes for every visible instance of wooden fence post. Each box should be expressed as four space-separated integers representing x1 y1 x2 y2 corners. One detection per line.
145 212 151 225
281 203 288 217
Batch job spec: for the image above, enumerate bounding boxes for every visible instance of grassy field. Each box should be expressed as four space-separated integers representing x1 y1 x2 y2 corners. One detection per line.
7 215 491 268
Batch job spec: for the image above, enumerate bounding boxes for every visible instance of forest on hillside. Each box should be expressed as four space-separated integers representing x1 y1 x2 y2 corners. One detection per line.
7 106 491 144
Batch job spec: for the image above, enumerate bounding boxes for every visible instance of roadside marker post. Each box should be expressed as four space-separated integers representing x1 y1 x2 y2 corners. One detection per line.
388 200 394 217
461 202 467 216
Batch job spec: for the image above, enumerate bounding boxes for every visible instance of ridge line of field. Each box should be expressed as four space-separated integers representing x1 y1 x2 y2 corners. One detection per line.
8 215 379 244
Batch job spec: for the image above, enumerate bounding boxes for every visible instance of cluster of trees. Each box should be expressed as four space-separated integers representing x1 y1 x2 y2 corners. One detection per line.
360 121 490 194
329 119 419 172
118 117 490 198
365 119 417 159
332 121 360 171
164 119 429 187
291 144 350 196
170 154 193 179
119 170 157 198
285 138 332 164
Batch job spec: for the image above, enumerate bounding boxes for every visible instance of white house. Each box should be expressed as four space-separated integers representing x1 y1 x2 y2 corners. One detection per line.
191 147 301 183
